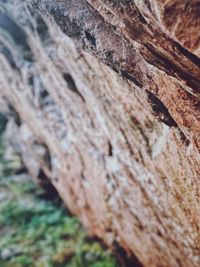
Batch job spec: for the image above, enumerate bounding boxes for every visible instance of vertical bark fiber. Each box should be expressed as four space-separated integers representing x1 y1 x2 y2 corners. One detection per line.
0 1 200 267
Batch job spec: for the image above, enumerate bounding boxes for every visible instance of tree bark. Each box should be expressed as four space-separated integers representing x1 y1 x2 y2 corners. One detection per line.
0 1 200 267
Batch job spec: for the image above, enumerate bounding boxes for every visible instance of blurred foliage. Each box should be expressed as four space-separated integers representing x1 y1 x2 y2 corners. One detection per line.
0 136 119 267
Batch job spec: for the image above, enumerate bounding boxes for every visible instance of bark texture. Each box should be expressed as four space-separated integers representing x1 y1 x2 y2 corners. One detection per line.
0 1 200 267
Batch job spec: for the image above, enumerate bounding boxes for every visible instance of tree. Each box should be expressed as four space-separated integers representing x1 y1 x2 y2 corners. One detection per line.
0 1 200 266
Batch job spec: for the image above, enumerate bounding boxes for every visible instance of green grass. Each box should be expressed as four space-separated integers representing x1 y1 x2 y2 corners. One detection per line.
0 136 118 267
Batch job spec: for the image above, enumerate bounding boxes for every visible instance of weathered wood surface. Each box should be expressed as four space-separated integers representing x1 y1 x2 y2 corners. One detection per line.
0 1 200 267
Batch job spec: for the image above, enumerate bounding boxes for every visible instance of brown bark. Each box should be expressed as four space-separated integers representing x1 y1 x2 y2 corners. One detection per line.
0 1 200 267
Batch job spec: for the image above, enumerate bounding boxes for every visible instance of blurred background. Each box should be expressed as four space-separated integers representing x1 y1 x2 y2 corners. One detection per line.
0 114 119 267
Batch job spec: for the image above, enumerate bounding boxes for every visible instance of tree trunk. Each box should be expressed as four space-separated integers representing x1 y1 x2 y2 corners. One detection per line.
0 1 200 267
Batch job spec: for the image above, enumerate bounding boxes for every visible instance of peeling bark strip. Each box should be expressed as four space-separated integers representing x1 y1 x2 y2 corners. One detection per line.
33 0 200 152
33 0 200 93
1 1 200 267
150 0 200 56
